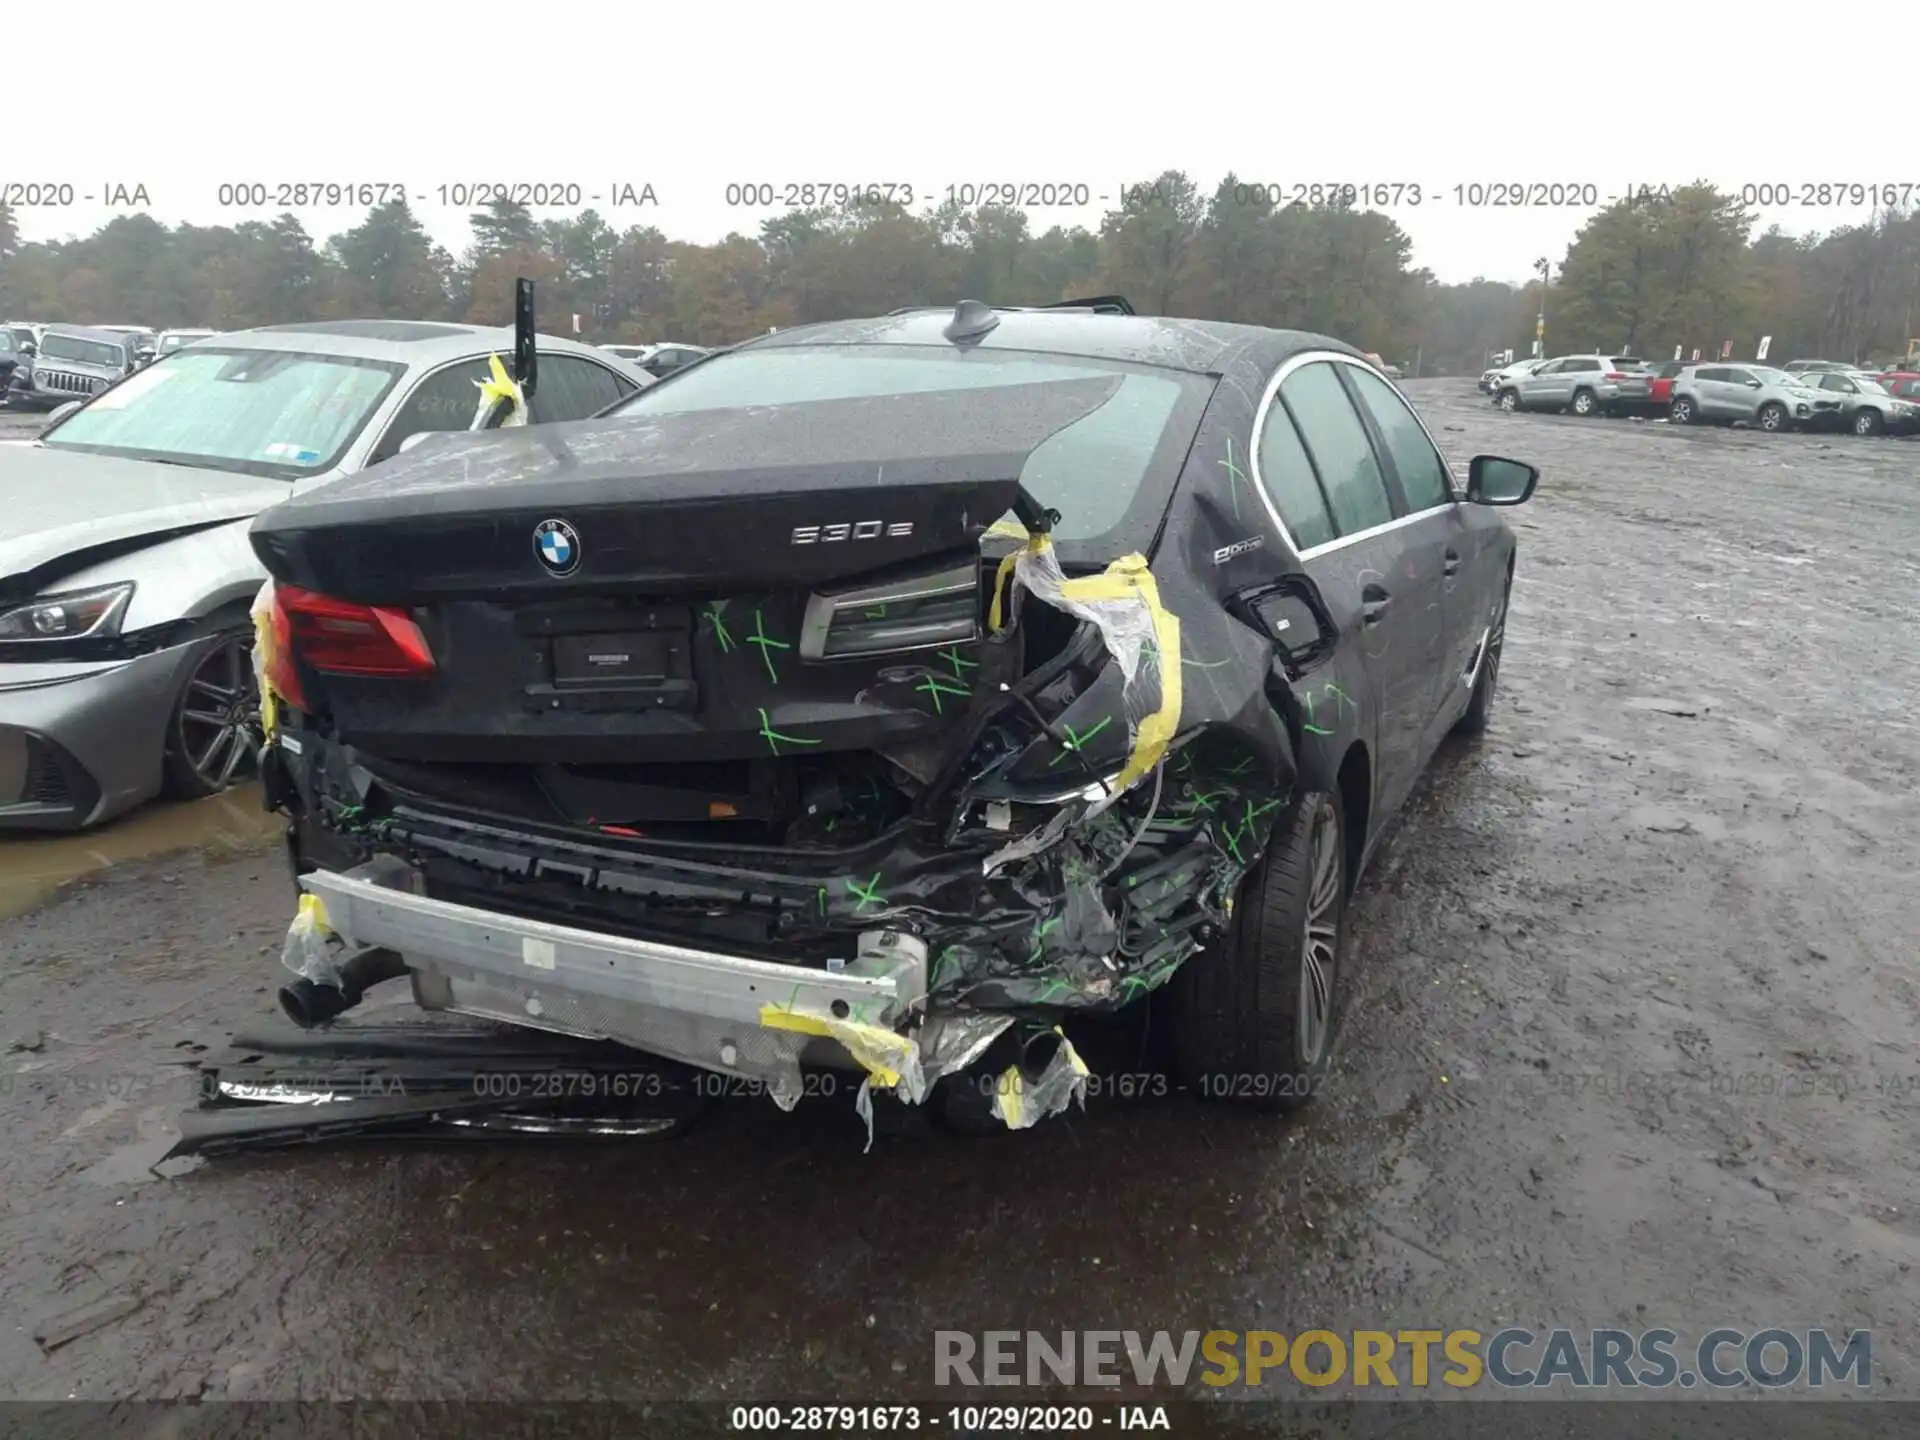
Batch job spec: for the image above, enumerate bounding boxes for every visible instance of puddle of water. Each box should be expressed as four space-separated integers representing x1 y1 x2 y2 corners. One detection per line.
0 786 282 920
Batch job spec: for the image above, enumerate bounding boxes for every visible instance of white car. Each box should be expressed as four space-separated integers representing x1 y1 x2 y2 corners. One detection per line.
1480 356 1547 394
0 321 653 831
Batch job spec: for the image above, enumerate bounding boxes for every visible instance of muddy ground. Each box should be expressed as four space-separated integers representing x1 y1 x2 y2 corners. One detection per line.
2 383 1916 1411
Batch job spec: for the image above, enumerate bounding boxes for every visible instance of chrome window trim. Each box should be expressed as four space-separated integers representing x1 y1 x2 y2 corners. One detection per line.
1248 350 1463 564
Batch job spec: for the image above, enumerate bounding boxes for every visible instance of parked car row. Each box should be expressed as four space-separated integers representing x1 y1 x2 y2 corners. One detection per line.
2 321 225 412
1480 353 1920 436
596 341 711 378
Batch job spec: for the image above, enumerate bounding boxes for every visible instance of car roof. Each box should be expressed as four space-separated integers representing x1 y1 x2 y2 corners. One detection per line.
201 319 634 369
42 324 132 345
733 306 1348 374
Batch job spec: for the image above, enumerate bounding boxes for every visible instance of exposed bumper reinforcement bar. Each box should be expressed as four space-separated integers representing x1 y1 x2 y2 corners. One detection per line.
297 863 931 1099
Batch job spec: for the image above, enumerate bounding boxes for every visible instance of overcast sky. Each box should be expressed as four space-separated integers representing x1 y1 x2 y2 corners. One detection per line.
10 6 1888 286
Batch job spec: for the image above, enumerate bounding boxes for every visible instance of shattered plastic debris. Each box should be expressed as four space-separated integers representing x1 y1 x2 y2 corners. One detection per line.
990 1028 1091 1130
990 534 1181 816
280 893 348 989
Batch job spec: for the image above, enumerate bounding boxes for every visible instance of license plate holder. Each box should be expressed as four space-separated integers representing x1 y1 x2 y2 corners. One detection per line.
518 604 697 712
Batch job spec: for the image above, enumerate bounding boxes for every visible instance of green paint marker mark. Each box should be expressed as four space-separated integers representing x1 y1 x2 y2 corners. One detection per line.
1223 819 1248 865
1028 914 1062 961
939 645 979 680
758 708 821 756
864 603 889 620
1181 654 1237 670
1219 436 1248 520
1032 978 1076 1003
846 873 887 911
1047 714 1114 768
1304 723 1335 736
816 886 829 916
748 608 790 684
915 673 971 715
1324 681 1359 717
703 599 736 653
1224 755 1256 776
1182 787 1226 813
930 947 959 989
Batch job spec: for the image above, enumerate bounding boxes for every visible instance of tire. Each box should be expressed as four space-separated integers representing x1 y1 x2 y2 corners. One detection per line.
1669 396 1697 424
1496 388 1520 412
162 630 262 800
1571 388 1598 416
1454 575 1509 736
1852 408 1883 436
1757 402 1787 433
1162 791 1345 1111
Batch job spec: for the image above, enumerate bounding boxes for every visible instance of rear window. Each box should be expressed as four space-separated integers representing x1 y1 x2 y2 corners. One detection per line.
1606 358 1646 371
1889 378 1920 399
604 344 1215 555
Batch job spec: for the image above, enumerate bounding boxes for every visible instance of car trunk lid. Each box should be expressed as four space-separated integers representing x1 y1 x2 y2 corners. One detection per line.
251 376 1122 781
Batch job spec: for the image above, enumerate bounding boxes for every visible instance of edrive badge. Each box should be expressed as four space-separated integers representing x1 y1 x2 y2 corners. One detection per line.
532 518 581 576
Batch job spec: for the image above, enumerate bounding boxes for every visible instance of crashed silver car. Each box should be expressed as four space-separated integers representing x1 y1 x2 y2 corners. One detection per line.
0 320 651 831
240 301 1537 1138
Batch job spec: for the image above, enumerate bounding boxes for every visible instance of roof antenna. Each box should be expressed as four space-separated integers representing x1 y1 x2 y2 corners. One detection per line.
944 299 1000 344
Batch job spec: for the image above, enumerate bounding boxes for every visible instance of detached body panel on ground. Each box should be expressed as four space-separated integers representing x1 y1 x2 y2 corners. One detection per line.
248 309 1530 1126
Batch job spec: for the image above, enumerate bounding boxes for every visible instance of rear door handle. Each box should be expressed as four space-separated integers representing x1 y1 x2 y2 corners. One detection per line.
1443 549 1461 576
1362 583 1391 626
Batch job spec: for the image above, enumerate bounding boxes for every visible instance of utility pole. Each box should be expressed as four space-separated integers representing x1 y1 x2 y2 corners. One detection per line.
1535 258 1551 358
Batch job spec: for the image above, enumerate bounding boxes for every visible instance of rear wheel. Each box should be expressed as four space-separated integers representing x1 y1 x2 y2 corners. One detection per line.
1852 408 1883 436
163 631 262 800
1162 792 1345 1111
1670 396 1697 424
1571 388 1599 417
1757 401 1788 433
1496 388 1520 412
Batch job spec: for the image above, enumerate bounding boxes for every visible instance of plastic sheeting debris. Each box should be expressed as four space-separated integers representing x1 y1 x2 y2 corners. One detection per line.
280 893 347 989
990 1028 1091 1130
470 354 529 429
990 535 1181 815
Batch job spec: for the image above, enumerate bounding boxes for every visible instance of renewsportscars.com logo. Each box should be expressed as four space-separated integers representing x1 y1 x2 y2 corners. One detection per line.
933 1328 1872 1390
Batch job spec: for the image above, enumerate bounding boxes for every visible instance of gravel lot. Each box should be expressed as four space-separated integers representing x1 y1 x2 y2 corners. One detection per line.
1 382 1915 1418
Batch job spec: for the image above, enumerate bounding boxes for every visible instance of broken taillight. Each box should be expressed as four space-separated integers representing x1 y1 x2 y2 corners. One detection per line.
270 584 437 704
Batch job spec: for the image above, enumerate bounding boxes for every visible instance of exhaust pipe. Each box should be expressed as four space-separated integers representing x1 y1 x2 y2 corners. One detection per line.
278 947 409 1029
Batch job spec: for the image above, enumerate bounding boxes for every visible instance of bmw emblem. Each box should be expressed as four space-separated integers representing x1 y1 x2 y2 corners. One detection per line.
532 519 581 577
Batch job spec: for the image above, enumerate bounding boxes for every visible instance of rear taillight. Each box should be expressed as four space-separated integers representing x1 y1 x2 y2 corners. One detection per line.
1604 371 1632 381
272 584 436 687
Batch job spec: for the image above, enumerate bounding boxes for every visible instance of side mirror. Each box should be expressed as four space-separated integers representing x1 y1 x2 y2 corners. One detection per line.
1746 378 1762 388
1231 575 1338 675
1466 455 1539 506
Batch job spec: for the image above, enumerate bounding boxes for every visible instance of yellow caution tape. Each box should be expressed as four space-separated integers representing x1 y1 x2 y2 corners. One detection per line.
989 533 1051 634
996 1065 1025 1128
295 892 331 934
253 601 279 740
758 1005 911 1090
474 354 525 426
1056 555 1183 792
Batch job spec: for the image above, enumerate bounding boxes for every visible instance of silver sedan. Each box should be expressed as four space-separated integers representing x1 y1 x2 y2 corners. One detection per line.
0 320 653 831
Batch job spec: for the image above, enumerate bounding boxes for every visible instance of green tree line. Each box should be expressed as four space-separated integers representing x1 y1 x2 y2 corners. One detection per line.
3 173 1917 372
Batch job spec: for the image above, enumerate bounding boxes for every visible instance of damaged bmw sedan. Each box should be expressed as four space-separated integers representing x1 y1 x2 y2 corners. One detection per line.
246 302 1538 1131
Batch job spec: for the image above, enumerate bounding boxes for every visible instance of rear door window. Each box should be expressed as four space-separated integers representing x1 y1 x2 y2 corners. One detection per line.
369 358 491 464
1255 400 1336 550
530 354 637 422
1344 366 1453 511
1279 361 1394 537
